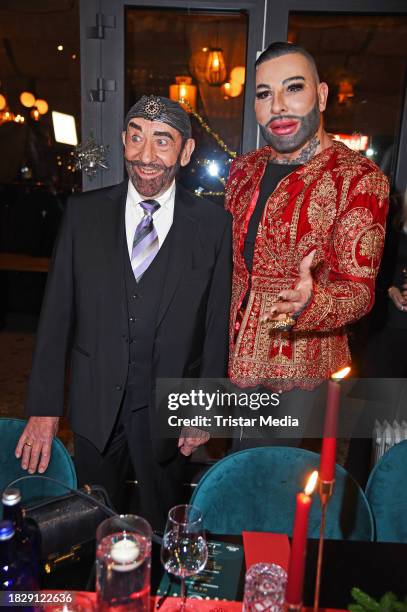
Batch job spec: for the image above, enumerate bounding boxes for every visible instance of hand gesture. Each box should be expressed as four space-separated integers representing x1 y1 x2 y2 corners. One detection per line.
261 251 315 324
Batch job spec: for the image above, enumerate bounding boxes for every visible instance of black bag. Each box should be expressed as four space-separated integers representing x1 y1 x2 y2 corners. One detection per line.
6 476 115 573
27 486 113 561
6 475 162 575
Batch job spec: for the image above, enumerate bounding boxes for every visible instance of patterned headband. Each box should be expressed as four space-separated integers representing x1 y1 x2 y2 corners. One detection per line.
124 95 192 140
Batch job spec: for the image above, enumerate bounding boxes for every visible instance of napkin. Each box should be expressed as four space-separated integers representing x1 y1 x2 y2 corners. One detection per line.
242 531 290 571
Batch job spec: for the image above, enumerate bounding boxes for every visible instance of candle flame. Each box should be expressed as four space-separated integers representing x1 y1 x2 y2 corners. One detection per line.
304 470 318 495
331 366 351 381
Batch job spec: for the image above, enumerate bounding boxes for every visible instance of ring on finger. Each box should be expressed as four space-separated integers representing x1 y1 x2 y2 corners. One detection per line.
24 441 33 447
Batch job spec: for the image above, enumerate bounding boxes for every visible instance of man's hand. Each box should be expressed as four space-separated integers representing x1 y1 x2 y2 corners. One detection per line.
388 286 407 311
15 416 60 474
261 251 315 323
178 426 210 457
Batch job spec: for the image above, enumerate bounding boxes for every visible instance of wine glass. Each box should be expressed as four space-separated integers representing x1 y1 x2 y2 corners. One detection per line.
161 504 208 611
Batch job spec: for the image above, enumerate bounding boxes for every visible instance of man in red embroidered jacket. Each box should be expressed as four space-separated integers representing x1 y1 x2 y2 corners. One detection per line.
225 42 389 403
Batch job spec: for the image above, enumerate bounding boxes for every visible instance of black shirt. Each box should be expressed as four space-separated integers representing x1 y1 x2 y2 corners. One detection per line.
241 162 298 308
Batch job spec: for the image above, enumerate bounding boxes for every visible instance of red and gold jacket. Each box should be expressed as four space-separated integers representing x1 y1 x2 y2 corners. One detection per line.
225 141 389 389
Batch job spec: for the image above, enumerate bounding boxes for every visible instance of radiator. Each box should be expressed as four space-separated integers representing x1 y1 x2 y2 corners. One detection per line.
372 420 407 466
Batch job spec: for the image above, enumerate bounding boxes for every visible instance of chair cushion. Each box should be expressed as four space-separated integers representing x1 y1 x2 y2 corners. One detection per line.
366 440 407 542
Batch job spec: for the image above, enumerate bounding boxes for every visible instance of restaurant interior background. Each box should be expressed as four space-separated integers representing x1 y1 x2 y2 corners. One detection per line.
0 0 406 455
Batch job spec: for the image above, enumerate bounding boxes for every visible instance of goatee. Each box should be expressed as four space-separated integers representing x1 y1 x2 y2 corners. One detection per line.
125 155 181 197
259 101 320 154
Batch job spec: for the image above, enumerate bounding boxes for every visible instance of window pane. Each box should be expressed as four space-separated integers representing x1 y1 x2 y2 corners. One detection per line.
0 1 80 317
288 13 407 180
125 8 248 203
0 0 81 196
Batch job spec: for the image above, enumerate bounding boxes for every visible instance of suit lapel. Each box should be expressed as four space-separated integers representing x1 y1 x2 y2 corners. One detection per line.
96 181 128 326
156 184 198 326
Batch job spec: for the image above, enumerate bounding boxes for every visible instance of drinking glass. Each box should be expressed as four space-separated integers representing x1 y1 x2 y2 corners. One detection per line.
96 514 152 612
160 504 208 612
243 562 287 612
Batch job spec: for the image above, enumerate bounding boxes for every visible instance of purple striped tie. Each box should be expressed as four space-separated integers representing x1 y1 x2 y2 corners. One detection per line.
131 199 160 281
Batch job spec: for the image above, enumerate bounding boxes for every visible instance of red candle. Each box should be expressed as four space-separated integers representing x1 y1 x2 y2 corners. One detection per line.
285 471 318 607
320 380 340 482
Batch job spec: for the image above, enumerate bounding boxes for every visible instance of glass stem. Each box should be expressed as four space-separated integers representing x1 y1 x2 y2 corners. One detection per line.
180 577 186 611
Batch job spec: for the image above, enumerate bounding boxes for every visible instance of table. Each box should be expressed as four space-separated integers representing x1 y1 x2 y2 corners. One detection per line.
42 536 407 610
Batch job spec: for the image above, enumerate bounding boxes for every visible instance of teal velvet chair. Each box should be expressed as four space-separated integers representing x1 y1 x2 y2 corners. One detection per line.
366 440 407 543
190 447 374 540
0 418 77 507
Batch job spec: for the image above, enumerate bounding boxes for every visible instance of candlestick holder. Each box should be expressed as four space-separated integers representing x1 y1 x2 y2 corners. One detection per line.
313 480 334 612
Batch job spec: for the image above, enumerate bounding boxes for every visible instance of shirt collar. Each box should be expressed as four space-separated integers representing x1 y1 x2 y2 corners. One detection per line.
127 179 175 211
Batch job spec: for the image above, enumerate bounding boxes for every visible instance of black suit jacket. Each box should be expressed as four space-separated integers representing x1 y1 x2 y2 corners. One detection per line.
26 181 232 459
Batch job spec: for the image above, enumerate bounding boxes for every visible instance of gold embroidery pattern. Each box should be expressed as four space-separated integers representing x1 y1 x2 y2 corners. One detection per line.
226 140 388 389
335 208 385 279
297 281 371 331
351 171 389 206
359 225 385 259
307 171 337 233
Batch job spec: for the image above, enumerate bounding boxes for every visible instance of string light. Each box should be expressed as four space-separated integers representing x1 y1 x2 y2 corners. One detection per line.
195 190 225 198
179 97 237 159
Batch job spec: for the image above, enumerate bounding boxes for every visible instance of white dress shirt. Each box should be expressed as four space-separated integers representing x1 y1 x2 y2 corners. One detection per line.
125 179 175 259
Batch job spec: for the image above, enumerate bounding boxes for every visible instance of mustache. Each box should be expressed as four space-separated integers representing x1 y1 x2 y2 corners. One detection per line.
125 159 166 172
266 114 302 128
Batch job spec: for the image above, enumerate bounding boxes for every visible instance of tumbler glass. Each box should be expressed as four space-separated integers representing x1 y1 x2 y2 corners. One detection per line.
243 562 287 612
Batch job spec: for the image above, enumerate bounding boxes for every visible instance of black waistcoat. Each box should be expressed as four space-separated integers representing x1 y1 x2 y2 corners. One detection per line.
123 226 173 407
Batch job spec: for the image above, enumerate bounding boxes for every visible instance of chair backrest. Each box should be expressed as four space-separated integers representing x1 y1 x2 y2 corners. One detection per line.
365 439 407 543
0 418 77 507
190 447 374 541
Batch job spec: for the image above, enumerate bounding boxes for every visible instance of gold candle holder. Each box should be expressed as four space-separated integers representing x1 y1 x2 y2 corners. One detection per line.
313 480 334 612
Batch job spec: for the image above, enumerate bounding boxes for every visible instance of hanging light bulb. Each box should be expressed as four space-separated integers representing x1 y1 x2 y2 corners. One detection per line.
221 82 231 99
0 94 7 111
230 66 245 86
221 80 242 99
205 48 227 86
35 99 49 115
169 76 197 112
20 92 36 108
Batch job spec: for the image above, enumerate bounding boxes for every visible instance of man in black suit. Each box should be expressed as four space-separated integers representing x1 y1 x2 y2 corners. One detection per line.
15 95 232 529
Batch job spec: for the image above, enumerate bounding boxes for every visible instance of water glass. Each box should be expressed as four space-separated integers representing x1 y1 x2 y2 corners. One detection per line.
96 514 152 612
243 563 287 612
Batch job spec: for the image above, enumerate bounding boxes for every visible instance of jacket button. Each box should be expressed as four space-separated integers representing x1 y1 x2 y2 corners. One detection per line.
132 293 140 299
115 384 122 391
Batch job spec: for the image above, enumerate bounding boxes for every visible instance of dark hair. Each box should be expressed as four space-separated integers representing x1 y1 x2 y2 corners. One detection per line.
255 41 320 82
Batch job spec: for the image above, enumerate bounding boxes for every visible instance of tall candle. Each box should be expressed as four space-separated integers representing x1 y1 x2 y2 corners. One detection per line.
320 380 340 482
285 471 318 607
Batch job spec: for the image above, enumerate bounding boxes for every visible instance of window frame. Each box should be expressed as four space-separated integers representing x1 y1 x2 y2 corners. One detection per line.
80 0 266 190
264 0 407 193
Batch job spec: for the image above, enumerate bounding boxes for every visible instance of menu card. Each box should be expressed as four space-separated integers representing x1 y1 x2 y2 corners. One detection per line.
157 540 244 601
